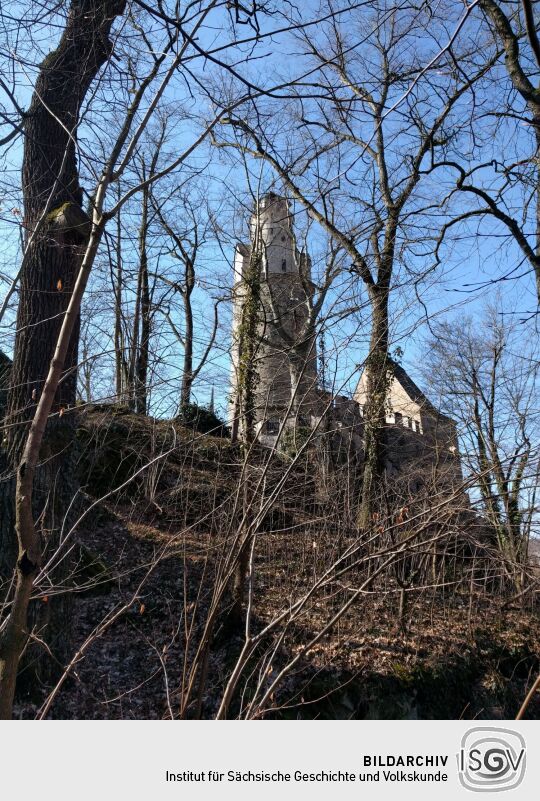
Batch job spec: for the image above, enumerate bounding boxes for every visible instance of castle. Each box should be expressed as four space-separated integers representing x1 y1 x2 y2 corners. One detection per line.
230 194 461 493
230 193 320 439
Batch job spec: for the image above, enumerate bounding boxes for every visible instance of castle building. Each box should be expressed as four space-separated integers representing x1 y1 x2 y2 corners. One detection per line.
230 193 462 493
230 193 319 442
354 359 463 493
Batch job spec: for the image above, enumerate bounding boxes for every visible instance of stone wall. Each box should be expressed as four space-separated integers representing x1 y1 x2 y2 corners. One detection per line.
230 194 319 435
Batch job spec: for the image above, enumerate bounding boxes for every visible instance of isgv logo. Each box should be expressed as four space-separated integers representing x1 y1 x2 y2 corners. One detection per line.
458 727 526 792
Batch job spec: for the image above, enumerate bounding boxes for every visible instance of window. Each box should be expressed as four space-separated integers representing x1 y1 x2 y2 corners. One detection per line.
394 412 402 425
281 259 287 271
266 420 279 434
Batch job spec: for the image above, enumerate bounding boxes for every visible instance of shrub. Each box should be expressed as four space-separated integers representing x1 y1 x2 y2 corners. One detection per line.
176 403 228 437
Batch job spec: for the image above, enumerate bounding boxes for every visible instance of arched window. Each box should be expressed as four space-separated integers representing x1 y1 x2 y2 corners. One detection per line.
281 259 287 271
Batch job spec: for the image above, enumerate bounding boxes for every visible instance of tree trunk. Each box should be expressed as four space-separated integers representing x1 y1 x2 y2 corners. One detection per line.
0 0 126 710
289 352 304 418
229 240 262 627
398 586 408 633
114 195 126 401
536 123 540 294
5 0 125 461
135 186 150 415
180 289 194 408
358 285 390 530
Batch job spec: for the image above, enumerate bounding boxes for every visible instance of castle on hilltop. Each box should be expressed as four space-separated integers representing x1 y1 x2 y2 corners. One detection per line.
230 193 461 494
230 193 320 438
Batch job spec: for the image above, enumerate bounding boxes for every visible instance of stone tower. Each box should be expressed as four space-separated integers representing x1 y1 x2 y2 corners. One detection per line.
230 193 319 442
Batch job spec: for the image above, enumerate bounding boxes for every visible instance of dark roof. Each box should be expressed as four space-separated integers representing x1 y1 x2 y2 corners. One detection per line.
235 241 250 257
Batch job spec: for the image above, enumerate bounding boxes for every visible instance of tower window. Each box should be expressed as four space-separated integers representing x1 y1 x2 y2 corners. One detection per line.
281 235 286 242
281 259 287 271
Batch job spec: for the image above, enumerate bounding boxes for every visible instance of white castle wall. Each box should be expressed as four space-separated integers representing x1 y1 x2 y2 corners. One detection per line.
230 194 319 436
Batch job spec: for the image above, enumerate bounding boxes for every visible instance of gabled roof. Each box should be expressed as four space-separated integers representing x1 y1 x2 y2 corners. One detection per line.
356 357 455 425
389 359 455 424
391 360 432 405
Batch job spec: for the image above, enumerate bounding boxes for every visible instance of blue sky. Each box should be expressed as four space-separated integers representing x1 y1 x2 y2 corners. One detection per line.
0 1 539 420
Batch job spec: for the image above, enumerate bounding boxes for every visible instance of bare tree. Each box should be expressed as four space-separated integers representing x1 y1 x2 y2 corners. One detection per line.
424 307 540 590
151 186 221 411
0 0 538 725
1 1 126 572
215 2 494 528
432 2 540 306
0 0 278 718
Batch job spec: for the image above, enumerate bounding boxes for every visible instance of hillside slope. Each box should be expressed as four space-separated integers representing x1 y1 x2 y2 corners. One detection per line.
13 405 540 720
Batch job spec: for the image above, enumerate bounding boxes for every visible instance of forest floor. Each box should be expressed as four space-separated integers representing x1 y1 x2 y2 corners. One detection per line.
12 406 540 720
